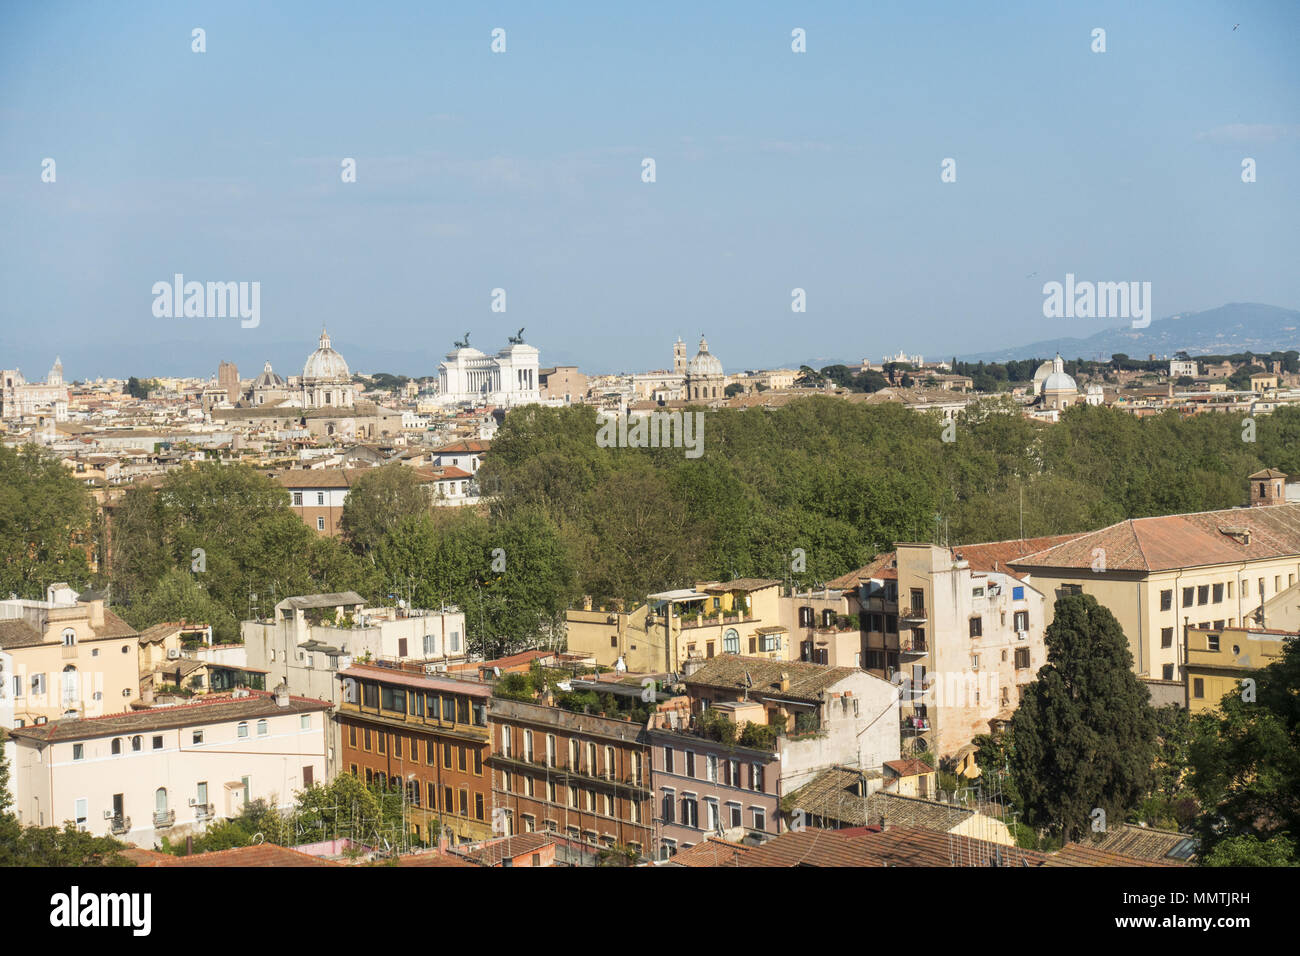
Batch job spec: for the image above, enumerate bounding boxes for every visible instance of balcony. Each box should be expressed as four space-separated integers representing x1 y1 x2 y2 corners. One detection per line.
899 636 927 656
901 714 931 732
153 809 176 828
109 815 131 835
62 644 79 659
193 803 215 822
900 606 928 624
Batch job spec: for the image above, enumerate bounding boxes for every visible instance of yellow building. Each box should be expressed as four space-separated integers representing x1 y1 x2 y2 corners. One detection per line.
0 583 141 723
1008 492 1300 681
564 579 788 673
1185 624 1292 713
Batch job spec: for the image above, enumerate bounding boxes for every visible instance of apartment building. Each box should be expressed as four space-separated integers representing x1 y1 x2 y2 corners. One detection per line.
1184 624 1293 714
244 592 467 778
782 587 862 667
7 686 329 844
337 664 494 845
0 583 141 726
682 656 901 798
566 579 788 673
487 696 654 858
1008 487 1300 681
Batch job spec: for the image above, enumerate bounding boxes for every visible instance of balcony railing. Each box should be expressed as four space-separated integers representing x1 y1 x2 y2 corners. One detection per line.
900 636 927 655
193 803 215 822
900 606 928 623
62 644 79 659
153 809 176 828
109 815 131 835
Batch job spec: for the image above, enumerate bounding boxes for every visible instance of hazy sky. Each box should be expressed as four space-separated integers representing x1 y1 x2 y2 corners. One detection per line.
2 0 1298 379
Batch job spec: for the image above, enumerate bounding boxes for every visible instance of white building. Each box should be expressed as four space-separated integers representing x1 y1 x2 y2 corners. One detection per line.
242 592 468 778
1170 359 1199 379
436 334 540 407
1 358 69 421
7 686 329 844
301 328 356 409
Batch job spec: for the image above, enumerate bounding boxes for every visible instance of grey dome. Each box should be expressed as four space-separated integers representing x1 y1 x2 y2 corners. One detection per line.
303 328 350 381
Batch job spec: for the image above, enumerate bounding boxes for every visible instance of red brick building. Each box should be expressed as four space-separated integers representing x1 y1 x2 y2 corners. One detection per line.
337 664 494 845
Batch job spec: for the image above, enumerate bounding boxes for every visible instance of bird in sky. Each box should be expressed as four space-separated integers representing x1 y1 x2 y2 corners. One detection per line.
1233 23 1239 30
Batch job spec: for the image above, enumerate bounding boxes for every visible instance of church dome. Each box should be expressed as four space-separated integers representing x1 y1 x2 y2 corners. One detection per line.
303 328 350 382
254 361 285 388
1042 354 1076 393
687 336 723 377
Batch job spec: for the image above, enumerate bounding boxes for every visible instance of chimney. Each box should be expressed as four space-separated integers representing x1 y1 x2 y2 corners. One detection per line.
273 680 290 708
582 595 593 611
87 599 105 629
779 672 790 692
142 684 155 705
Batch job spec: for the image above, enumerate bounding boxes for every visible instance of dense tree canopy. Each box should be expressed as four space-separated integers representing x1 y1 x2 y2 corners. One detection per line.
0 444 95 598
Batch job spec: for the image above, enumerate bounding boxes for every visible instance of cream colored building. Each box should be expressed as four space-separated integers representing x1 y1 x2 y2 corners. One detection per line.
1009 489 1300 682
0 584 141 725
8 686 329 844
565 579 788 674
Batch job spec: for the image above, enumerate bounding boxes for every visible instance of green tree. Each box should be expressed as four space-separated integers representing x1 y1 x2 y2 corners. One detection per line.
0 444 95 599
1011 594 1158 842
1201 833 1297 867
340 464 432 559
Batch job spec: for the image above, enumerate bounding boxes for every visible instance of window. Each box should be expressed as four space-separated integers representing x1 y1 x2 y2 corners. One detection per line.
1161 627 1173 648
729 803 742 828
684 750 695 778
443 742 452 768
457 747 467 772
664 746 674 774
292 492 302 506
237 722 248 739
426 693 440 719
1193 678 1204 699
62 628 77 646
472 700 486 726
603 792 614 817
75 798 88 831
969 617 982 638
570 739 580 770
1208 633 1220 652
456 698 470 723
662 790 676 823
1242 578 1249 597
73 743 84 761
705 799 720 832
393 735 402 758
760 632 781 653
1014 648 1030 670
548 780 558 804
723 629 740 654
587 742 597 773
316 517 325 531
1160 589 1172 611
1182 586 1194 607
706 754 718 783
605 745 616 780
798 606 813 627
444 786 453 813
1162 664 1174 681
475 793 485 821
501 726 512 757
377 732 386 755
750 763 763 791
681 796 699 829
752 807 766 831
524 730 534 762
316 492 325 506
111 738 122 755
31 673 45 696
474 749 483 775
362 682 379 708
381 685 407 714
1197 585 1209 606
1212 583 1224 604
427 782 436 808
546 734 556 767
256 719 268 737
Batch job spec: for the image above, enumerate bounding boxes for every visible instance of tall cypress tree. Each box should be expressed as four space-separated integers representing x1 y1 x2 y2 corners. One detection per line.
1011 593 1157 842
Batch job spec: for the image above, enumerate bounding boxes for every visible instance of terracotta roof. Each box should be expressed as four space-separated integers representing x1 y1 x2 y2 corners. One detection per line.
271 469 371 489
144 845 340 867
727 827 1049 868
0 619 44 649
340 664 492 699
883 758 935 777
7 691 332 743
451 833 556 866
119 847 172 865
952 535 1079 575
1011 503 1300 573
669 836 754 867
279 592 366 610
434 440 489 454
137 622 182 645
784 769 988 831
384 851 476 867
1249 468 1288 479
685 655 861 703
1082 824 1196 863
826 553 897 590
92 608 139 640
1042 843 1186 867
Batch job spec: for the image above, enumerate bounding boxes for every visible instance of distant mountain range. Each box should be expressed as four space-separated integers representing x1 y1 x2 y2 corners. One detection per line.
956 303 1300 364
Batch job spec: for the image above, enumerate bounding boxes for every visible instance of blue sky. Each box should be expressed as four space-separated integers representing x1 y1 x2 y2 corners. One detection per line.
1 0 1298 379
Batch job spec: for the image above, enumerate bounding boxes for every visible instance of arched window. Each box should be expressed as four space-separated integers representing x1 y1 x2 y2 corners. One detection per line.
111 738 122 755
131 735 142 752
61 628 77 646
237 721 248 738
155 787 168 812
62 665 78 706
723 629 740 654
256 719 268 736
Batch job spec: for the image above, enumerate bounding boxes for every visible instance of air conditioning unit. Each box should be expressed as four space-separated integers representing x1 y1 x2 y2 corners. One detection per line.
424 663 438 675
167 649 180 660
188 797 198 806
103 810 114 820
